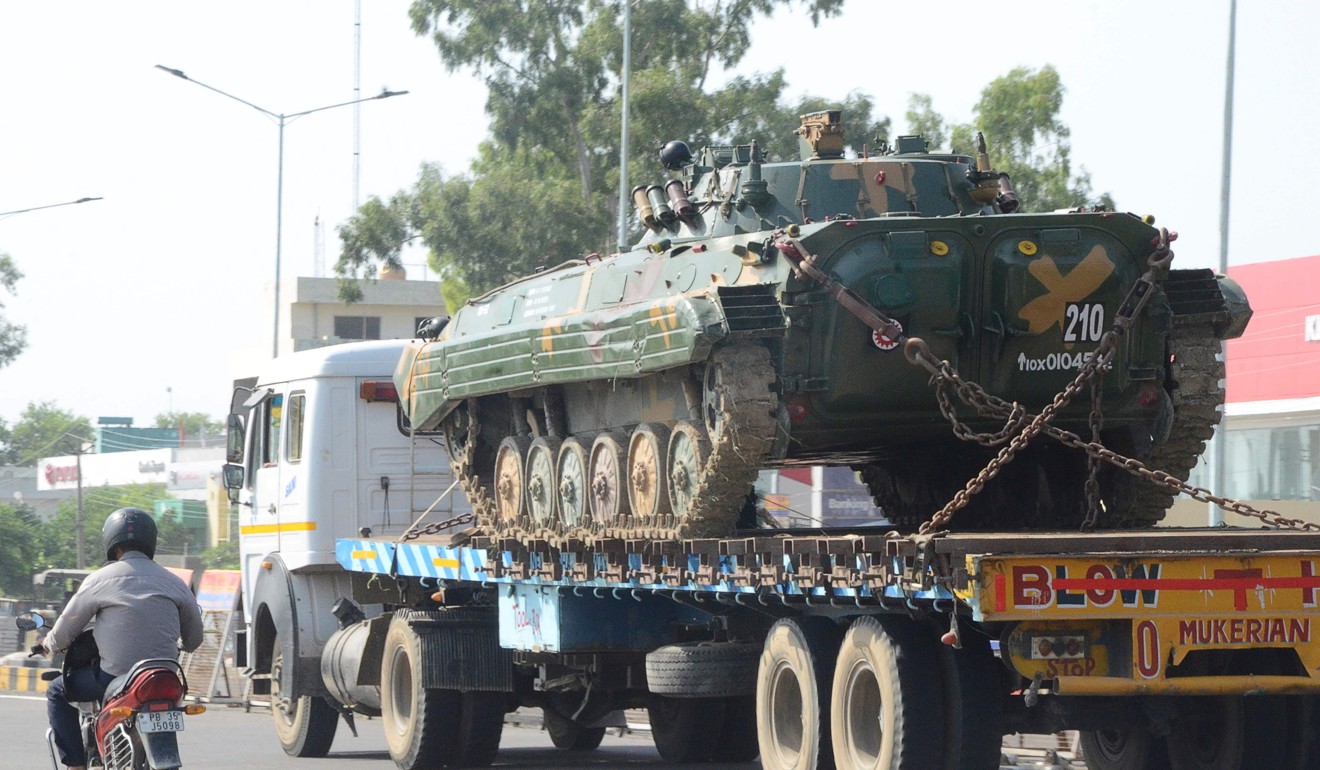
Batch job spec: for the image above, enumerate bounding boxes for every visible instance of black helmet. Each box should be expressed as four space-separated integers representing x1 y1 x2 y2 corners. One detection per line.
102 507 158 561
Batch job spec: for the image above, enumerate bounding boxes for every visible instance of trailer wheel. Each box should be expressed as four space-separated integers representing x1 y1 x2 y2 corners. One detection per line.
647 693 720 762
756 617 842 770
1079 728 1169 770
542 707 606 751
1166 696 1244 770
645 640 759 697
710 694 760 763
830 616 944 770
380 615 459 770
937 628 1005 770
270 632 338 757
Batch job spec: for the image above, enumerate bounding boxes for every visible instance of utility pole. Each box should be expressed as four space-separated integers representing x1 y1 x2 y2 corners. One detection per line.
75 443 86 569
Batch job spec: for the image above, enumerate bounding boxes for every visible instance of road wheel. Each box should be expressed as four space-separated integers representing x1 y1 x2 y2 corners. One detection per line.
647 693 720 762
1080 728 1171 770
449 692 504 767
542 707 606 751
524 437 562 532
645 640 759 697
270 632 338 757
1166 696 1245 770
627 423 671 526
757 617 843 770
938 628 1005 770
380 614 459 770
556 437 591 533
493 436 532 529
830 616 944 770
667 421 711 525
589 432 631 527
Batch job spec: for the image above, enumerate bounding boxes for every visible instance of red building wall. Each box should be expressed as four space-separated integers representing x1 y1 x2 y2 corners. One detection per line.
1225 255 1320 404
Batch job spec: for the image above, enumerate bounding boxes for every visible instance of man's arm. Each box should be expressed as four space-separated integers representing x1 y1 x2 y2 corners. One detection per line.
178 594 204 653
44 578 103 654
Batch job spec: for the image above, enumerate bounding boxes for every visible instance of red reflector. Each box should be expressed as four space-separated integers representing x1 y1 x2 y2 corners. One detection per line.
1138 384 1160 408
360 381 399 402
787 398 809 424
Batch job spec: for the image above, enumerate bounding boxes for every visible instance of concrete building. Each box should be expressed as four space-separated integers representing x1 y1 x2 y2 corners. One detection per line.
275 269 447 356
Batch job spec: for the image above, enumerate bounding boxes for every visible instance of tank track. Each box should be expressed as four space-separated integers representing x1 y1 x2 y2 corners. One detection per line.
451 342 779 546
1101 318 1224 527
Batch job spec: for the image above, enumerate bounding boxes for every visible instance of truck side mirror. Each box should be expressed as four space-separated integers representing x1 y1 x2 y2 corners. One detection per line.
222 463 244 492
226 414 245 463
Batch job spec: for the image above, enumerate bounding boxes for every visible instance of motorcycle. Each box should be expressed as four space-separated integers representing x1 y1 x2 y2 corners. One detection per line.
16 611 205 770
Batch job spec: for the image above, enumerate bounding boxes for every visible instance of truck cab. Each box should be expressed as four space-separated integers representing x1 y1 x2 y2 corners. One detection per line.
222 339 469 752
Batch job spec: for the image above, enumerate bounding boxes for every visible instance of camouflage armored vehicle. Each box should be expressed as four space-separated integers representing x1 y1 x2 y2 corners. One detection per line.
395 111 1250 541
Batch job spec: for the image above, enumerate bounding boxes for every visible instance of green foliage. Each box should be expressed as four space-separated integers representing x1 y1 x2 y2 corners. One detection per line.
0 252 26 369
199 538 239 570
912 66 1111 212
153 411 223 437
41 483 173 569
338 0 846 300
0 502 42 597
4 402 93 466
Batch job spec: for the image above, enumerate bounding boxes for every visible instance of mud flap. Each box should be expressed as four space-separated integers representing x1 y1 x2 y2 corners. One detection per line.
140 729 182 769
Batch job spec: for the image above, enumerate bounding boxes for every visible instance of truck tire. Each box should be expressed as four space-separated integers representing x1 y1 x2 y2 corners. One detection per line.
647 693 721 762
270 632 338 757
542 708 606 751
1166 696 1244 770
937 628 1005 770
710 694 759 763
450 692 504 767
645 640 759 697
756 617 843 770
1079 728 1170 770
830 616 944 770
380 615 460 770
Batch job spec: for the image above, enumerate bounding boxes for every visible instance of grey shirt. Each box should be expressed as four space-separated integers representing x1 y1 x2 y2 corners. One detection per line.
46 551 204 676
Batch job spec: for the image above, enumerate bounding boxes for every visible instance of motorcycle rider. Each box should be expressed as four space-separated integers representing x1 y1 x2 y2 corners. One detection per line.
41 508 204 770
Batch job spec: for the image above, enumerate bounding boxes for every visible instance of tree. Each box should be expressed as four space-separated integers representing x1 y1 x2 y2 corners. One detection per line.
909 66 1111 212
153 411 223 439
39 483 175 570
4 402 93 466
0 252 26 369
0 502 42 597
337 0 847 303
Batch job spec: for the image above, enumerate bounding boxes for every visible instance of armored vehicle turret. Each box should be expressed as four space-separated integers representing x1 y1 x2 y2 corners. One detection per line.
396 111 1250 542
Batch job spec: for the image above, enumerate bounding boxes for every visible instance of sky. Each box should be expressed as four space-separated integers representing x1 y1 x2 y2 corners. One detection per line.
1 0 1317 433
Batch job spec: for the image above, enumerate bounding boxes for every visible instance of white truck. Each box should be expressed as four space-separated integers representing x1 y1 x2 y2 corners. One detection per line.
223 340 482 757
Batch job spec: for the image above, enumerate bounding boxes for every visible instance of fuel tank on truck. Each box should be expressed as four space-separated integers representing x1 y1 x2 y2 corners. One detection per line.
394 110 1251 544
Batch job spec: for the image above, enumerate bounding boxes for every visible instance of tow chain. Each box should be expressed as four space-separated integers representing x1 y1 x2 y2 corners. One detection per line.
399 512 476 541
775 228 1319 534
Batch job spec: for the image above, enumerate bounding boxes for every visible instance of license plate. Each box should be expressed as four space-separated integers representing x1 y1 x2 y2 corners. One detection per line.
137 710 185 733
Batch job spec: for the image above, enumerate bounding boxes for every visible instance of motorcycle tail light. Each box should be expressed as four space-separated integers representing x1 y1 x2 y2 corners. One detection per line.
133 669 186 705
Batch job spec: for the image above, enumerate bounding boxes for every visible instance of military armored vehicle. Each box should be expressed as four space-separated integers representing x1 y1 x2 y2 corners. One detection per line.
395 111 1250 542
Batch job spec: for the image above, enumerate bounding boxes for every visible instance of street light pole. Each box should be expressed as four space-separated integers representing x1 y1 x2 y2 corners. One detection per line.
155 65 408 358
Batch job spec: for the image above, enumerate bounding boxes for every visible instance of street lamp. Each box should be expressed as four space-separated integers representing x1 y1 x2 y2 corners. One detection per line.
155 65 408 358
0 197 102 220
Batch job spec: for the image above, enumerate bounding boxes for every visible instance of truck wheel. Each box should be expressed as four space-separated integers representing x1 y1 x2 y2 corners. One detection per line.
647 693 720 762
380 615 459 770
542 707 606 751
937 628 1005 770
1079 728 1170 770
756 617 843 770
449 692 504 767
270 632 338 757
645 640 759 697
830 616 943 770
1166 696 1244 770
710 694 760 762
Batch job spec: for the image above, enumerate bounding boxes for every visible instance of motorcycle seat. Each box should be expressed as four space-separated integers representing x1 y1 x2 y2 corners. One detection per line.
102 658 185 702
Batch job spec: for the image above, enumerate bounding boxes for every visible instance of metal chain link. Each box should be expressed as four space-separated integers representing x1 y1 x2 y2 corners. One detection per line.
399 512 476 541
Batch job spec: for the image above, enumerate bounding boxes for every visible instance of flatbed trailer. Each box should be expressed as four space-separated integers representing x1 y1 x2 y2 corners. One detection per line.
335 525 1320 770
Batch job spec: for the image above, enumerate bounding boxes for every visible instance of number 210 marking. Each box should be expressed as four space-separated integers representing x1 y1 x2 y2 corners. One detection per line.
1064 303 1105 343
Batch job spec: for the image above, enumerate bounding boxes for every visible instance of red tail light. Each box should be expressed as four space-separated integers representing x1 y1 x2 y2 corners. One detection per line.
132 669 186 706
